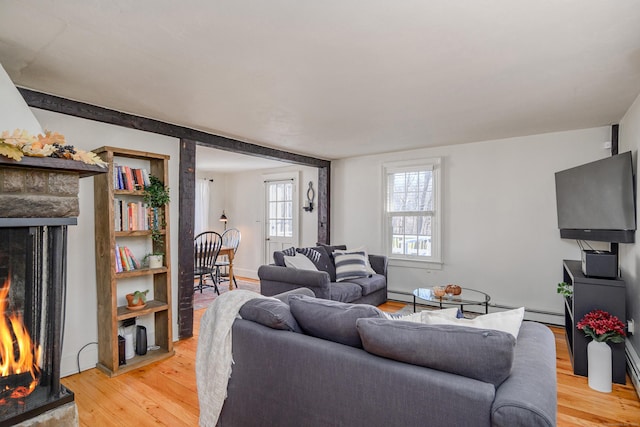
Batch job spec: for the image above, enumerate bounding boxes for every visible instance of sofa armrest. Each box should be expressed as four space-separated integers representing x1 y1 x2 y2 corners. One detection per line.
258 264 332 299
491 322 557 427
368 254 388 277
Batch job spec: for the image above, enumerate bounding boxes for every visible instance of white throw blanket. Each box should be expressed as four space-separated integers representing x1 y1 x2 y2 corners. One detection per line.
196 289 266 427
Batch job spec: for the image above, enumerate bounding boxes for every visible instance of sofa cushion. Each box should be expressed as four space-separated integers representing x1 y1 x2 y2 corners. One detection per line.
357 318 516 386
283 254 318 271
239 298 302 333
334 251 369 282
316 243 347 255
273 251 286 266
296 246 336 281
348 273 386 296
421 307 525 338
330 281 363 302
272 287 316 304
334 246 377 276
289 295 385 348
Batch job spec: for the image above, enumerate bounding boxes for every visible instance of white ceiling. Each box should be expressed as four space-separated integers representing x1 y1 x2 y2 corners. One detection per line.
1 1 640 164
196 145 291 172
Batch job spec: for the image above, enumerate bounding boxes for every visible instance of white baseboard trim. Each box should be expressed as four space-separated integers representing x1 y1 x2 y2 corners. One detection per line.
626 340 640 399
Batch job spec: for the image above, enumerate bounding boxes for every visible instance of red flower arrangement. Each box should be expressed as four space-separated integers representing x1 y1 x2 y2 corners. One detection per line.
577 310 626 343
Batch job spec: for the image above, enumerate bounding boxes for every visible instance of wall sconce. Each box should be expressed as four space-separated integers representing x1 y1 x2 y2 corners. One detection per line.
303 181 315 212
219 210 228 230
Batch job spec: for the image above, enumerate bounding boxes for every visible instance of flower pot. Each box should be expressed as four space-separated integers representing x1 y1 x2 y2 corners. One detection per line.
125 293 146 310
148 255 163 269
587 340 612 392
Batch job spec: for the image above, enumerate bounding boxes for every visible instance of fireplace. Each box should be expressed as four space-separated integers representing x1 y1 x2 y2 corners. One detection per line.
0 225 73 426
0 157 105 426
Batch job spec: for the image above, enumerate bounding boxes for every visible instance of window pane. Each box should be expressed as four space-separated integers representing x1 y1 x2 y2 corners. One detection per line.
404 216 417 234
391 235 404 255
284 220 293 237
406 172 419 192
391 216 404 234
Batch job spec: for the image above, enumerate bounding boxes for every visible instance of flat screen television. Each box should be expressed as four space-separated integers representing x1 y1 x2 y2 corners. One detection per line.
555 151 636 243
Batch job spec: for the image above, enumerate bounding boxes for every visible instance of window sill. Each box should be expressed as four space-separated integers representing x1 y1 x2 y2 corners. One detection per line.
388 257 443 270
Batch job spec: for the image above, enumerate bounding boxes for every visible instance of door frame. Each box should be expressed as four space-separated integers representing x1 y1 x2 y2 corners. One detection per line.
262 172 300 264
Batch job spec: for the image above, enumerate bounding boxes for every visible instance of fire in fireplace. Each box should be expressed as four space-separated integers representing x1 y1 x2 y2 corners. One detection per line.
0 275 42 401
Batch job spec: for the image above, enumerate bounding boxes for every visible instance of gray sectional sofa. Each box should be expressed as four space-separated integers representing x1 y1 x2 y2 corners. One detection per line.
258 244 388 306
217 289 557 427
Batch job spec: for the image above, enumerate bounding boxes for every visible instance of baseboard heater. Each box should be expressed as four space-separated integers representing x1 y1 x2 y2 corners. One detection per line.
626 342 640 399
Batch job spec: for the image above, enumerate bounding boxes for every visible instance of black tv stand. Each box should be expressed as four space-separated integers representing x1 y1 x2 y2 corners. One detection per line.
563 260 626 384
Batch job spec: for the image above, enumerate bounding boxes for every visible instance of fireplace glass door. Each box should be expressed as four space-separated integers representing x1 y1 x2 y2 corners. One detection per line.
0 226 72 426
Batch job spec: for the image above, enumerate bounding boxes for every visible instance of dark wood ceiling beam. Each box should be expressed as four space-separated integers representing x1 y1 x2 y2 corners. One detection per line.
18 87 330 168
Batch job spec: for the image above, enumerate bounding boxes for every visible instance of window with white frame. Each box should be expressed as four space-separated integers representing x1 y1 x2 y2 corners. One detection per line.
384 158 441 263
266 180 294 238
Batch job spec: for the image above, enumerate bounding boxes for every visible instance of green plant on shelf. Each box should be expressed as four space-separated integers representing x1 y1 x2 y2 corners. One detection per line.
557 281 573 298
143 175 170 251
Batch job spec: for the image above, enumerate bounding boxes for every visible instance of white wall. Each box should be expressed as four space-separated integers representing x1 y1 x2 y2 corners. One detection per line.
0 63 42 133
31 108 180 377
332 127 612 323
619 91 640 364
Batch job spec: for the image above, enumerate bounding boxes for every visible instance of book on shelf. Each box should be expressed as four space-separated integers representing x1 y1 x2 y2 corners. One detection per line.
113 199 150 231
115 244 140 272
113 165 151 191
124 246 140 269
114 243 123 273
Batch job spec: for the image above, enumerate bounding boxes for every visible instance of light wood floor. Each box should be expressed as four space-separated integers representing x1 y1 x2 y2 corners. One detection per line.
62 299 640 426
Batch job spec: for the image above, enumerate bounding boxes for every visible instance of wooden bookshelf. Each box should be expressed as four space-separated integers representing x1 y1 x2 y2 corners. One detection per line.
93 146 174 377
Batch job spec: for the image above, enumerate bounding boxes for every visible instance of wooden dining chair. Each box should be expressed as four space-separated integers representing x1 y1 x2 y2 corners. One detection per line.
194 231 223 294
215 228 241 288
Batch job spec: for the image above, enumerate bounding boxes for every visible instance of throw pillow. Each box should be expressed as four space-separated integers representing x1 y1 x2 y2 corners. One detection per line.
281 247 297 257
283 255 318 271
272 246 301 266
333 251 369 282
334 246 376 276
296 247 322 264
357 318 516 386
384 307 459 322
421 307 525 338
295 246 336 281
289 295 386 348
239 298 302 333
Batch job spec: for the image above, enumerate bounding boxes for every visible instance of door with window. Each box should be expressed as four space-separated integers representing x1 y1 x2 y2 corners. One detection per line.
264 178 298 264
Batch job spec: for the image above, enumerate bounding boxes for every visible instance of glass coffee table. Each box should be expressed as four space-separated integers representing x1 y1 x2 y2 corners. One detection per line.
412 287 490 314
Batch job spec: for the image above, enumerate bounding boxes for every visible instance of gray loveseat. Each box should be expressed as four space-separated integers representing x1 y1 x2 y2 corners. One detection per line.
258 244 388 306
217 289 557 427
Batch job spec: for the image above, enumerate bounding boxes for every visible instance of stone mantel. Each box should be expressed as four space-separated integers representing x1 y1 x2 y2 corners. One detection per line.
0 156 106 221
